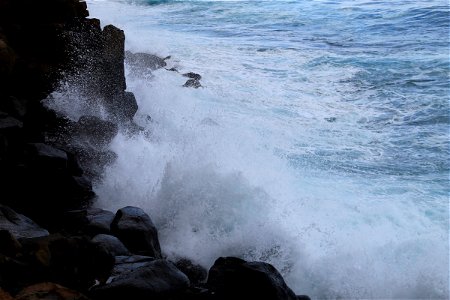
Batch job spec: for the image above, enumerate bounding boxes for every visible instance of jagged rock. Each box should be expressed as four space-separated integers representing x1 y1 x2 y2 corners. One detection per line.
125 51 167 72
75 116 118 148
0 205 49 239
174 258 207 286
183 79 201 88
110 206 162 258
15 282 90 300
206 257 298 300
102 25 126 96
182 72 201 80
92 234 130 256
90 259 189 300
109 91 138 122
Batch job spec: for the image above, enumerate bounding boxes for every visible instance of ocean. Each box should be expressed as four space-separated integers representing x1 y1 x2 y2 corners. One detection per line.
63 0 450 298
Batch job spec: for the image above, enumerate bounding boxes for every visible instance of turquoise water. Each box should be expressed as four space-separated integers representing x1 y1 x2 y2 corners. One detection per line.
79 0 450 298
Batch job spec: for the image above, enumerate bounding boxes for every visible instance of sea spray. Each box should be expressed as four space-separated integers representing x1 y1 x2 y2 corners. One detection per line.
46 0 450 298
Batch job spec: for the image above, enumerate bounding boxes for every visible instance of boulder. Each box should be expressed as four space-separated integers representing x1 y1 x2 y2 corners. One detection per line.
86 208 115 235
183 79 201 88
15 282 90 300
112 255 155 278
26 143 68 170
125 51 167 72
90 259 189 300
174 258 207 285
110 206 162 258
182 72 201 80
109 91 138 122
102 25 126 96
92 234 130 256
206 257 298 300
0 205 49 239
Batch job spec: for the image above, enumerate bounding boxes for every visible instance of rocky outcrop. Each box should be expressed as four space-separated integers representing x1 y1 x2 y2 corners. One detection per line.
206 256 298 300
0 205 49 239
111 206 162 258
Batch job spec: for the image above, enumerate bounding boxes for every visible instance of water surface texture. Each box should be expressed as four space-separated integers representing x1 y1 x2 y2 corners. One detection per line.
79 0 449 298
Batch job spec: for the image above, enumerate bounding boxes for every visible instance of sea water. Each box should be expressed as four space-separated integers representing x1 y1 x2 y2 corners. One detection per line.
59 0 449 298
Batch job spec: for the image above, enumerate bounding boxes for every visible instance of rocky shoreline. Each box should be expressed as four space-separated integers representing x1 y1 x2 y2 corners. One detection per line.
0 1 310 299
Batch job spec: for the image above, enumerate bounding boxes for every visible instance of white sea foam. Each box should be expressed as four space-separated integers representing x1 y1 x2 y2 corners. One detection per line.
48 1 450 298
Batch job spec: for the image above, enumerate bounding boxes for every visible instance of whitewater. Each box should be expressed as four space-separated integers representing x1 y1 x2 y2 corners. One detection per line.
53 0 449 298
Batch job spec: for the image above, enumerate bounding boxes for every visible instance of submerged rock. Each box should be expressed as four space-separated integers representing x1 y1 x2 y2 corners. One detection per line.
125 51 167 72
111 206 162 258
182 72 202 80
183 79 202 88
207 257 298 300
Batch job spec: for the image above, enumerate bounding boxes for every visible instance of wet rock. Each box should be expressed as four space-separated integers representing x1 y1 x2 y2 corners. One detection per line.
86 208 115 236
325 117 336 122
75 116 118 148
0 113 23 130
183 79 201 88
206 257 298 300
175 258 207 286
26 143 68 170
112 255 155 278
15 282 90 300
0 205 49 239
297 295 312 300
182 72 202 80
109 91 138 122
125 51 167 72
111 206 162 258
92 234 130 256
102 25 126 96
90 259 189 300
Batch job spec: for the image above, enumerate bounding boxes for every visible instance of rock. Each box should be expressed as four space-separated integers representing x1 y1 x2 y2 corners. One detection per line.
0 253 35 295
206 257 298 300
0 230 22 257
112 255 155 278
109 91 138 122
92 234 130 256
325 117 336 122
20 234 114 290
110 206 162 258
0 205 49 239
102 25 126 96
90 259 189 300
75 116 118 148
174 258 207 286
182 72 202 80
125 51 167 72
297 295 312 300
15 282 90 300
183 79 201 88
0 113 23 130
86 208 115 235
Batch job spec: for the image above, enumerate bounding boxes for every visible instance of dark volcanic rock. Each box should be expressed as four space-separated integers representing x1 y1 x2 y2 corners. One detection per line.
112 255 155 278
175 258 207 286
26 143 68 170
0 205 49 239
183 79 201 88
125 51 167 72
206 257 298 300
102 25 126 96
92 234 130 256
74 115 118 148
111 206 162 258
90 259 189 300
182 72 202 80
86 208 115 235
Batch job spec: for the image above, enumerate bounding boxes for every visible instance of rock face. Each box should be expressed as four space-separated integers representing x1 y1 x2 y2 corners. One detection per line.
90 259 190 300
111 206 162 258
0 205 49 239
206 257 298 300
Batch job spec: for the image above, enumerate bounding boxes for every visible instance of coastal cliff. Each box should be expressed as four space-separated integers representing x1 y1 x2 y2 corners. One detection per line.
0 1 310 299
